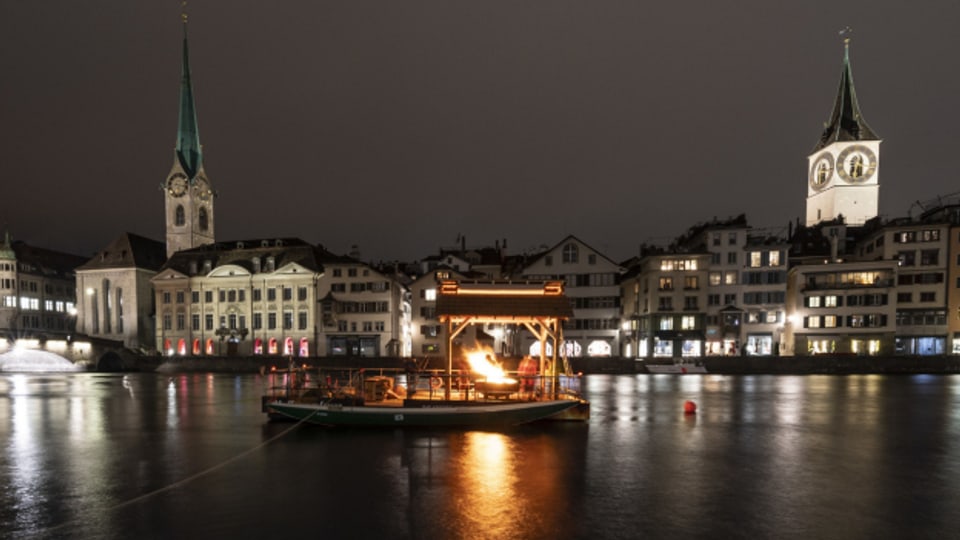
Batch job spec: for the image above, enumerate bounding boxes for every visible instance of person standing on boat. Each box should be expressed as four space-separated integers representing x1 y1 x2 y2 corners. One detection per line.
404 357 420 396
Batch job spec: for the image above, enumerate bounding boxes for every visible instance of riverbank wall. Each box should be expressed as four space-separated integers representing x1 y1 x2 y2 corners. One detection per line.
143 354 960 375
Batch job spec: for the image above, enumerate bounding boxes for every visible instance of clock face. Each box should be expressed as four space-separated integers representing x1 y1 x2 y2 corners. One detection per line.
168 173 188 197
836 145 877 183
194 174 212 201
809 152 834 190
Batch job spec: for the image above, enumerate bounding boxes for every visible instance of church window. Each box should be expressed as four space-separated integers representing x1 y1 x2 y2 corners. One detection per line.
175 205 185 226
199 207 208 231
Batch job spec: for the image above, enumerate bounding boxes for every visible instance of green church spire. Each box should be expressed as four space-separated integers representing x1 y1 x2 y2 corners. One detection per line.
813 31 879 151
175 11 202 180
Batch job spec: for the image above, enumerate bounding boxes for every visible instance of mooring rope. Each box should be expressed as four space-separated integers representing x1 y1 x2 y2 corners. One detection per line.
32 407 321 538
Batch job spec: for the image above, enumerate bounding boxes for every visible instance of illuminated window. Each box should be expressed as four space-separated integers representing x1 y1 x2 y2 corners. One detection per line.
724 272 737 285
807 316 821 328
750 252 762 268
824 295 838 307
769 251 781 266
659 277 673 291
709 272 721 286
424 288 437 301
808 296 821 308
824 315 837 328
659 317 674 330
681 316 696 330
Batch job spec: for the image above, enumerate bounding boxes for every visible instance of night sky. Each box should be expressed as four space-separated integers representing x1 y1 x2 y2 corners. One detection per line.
3 1 959 264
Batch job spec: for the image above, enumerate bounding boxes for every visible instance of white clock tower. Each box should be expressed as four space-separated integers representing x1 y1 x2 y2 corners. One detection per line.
164 14 215 258
806 36 880 226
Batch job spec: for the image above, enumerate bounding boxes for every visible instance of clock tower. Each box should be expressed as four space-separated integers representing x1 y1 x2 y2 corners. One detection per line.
164 13 215 258
806 35 880 226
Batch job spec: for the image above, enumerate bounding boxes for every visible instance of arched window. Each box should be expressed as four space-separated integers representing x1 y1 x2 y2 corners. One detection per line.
163 338 172 355
205 339 215 355
177 338 187 355
284 337 294 356
199 207 208 231
562 243 579 263
268 338 278 355
192 339 201 355
299 338 309 357
254 338 263 355
175 205 185 226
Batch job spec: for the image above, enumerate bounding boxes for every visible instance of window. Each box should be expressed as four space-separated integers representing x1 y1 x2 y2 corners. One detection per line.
253 312 262 330
219 290 226 302
712 232 721 246
723 294 737 305
163 314 171 331
588 254 597 265
283 312 293 329
920 292 936 302
267 288 276 301
897 292 912 303
750 252 762 268
684 276 699 290
898 251 916 266
708 294 720 306
176 313 185 330
724 272 737 285
562 243 579 264
362 321 373 332
684 296 698 310
709 272 721 286
268 312 277 330
239 289 245 302
728 232 737 245
727 252 737 265
298 287 307 301
227 289 236 302
824 296 838 307
205 314 213 330
659 277 673 291
282 287 292 301
198 207 208 231
192 314 200 331
920 250 939 266
424 288 437 301
205 291 213 303
162 292 171 304
175 205 185 226
658 297 673 311
824 315 838 328
332 268 342 277
252 288 262 301
191 291 200 303
808 296 821 308
348 268 357 277
807 316 821 328
681 316 696 330
298 311 308 330
659 317 674 330
769 251 781 267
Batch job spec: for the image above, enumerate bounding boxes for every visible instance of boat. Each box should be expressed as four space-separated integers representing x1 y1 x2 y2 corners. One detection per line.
643 359 708 374
261 365 588 427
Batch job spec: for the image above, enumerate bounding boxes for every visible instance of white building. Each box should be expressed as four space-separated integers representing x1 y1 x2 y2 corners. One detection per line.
519 236 623 357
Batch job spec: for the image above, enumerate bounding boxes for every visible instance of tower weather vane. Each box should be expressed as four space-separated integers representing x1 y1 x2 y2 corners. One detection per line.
839 26 853 44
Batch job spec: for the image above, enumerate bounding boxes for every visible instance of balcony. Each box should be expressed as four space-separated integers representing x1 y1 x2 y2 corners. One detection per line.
802 278 894 291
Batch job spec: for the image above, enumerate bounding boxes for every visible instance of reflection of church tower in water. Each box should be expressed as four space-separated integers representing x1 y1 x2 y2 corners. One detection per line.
163 11 215 258
806 33 881 226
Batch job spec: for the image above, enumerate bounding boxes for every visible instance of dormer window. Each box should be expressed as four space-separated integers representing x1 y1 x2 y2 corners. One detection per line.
252 257 261 273
265 256 275 272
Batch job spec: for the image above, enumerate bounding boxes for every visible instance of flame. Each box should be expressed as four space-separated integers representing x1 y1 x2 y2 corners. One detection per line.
464 346 515 384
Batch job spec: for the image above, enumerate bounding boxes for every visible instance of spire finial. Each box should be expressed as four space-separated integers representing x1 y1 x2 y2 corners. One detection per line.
839 26 853 46
181 1 188 24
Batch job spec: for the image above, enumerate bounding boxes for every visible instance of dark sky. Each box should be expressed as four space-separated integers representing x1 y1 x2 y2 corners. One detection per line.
3 1 959 263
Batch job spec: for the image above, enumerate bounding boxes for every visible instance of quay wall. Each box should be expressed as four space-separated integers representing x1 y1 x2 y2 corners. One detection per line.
140 354 960 375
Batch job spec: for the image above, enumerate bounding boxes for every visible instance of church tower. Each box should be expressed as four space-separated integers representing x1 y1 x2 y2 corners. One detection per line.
164 12 215 258
806 35 880 226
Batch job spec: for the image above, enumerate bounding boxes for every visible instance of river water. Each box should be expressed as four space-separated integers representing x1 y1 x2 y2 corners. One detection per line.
2 372 959 539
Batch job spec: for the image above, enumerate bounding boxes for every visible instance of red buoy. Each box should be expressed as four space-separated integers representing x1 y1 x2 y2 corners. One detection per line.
683 400 697 414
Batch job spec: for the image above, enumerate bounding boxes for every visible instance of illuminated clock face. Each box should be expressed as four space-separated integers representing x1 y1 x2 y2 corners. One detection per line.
194 174 212 201
809 152 834 190
836 145 877 183
168 173 188 197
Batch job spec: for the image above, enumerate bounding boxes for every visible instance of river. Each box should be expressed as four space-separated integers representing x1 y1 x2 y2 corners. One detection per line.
1 372 959 539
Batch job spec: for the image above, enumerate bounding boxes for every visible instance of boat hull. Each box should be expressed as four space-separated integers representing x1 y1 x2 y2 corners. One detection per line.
265 399 581 427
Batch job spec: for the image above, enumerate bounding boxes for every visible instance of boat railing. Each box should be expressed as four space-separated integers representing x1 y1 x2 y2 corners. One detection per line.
264 365 584 404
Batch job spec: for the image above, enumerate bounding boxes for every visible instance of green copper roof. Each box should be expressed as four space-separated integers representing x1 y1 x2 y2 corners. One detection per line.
813 41 879 151
175 22 203 180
